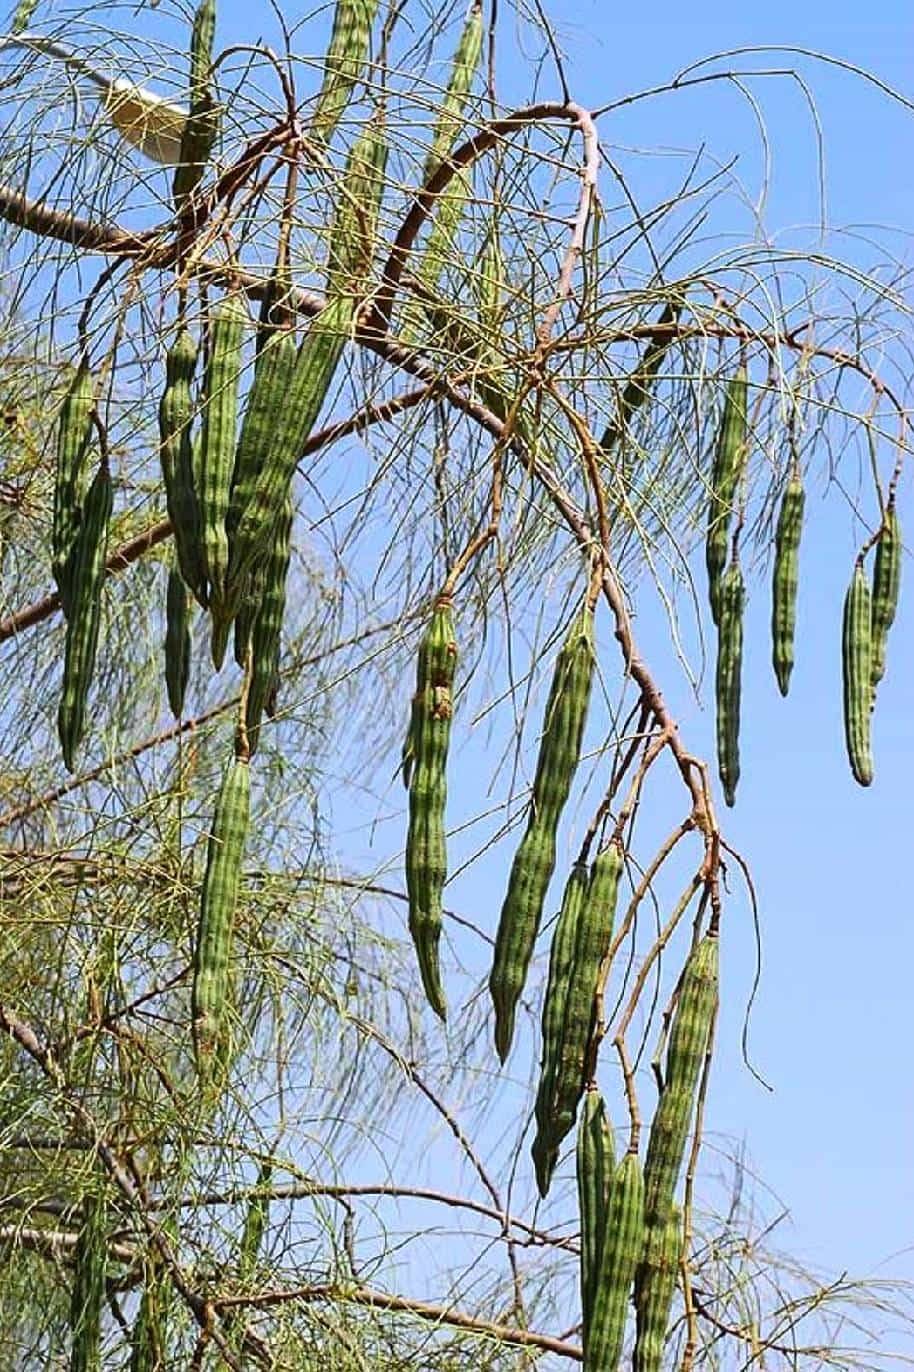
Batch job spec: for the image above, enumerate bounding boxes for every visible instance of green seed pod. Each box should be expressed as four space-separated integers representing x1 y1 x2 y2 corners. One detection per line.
715 558 744 808
771 472 805 697
309 0 380 148
643 934 718 1225
225 294 353 607
164 562 192 719
69 1187 107 1372
405 597 458 1020
327 114 388 292
633 1205 682 1372
489 605 596 1062
532 842 622 1197
705 364 748 625
225 328 298 563
577 1087 614 1351
57 461 113 773
238 1161 272 1283
244 495 294 755
129 1256 168 1372
159 326 207 606
842 559 874 786
599 301 680 453
198 290 247 656
587 1149 645 1371
423 1 483 181
192 755 251 1079
52 360 94 615
173 0 220 210
870 496 901 692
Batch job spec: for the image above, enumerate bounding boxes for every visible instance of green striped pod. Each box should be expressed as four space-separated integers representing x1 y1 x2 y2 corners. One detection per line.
531 862 589 1194
577 1088 614 1350
57 461 112 773
705 364 748 625
715 558 744 808
233 561 266 669
244 495 294 755
309 0 380 148
532 842 622 1197
599 302 680 453
405 597 458 1020
164 562 192 719
870 497 901 691
423 1 483 181
842 559 874 786
173 0 220 210
633 1205 682 1372
238 1161 272 1282
159 326 207 606
586 1149 645 1371
326 115 388 292
198 290 247 656
129 1257 167 1372
52 359 94 615
489 605 596 1062
192 755 251 1078
254 261 292 364
225 293 353 606
770 472 805 697
69 1188 107 1372
642 934 718 1225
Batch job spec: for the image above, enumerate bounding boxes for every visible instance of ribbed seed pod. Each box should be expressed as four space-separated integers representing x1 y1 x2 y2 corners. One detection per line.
633 1205 682 1372
599 302 679 453
327 115 388 292
842 559 874 786
233 561 266 669
405 597 458 1019
770 472 805 697
225 294 353 606
192 755 251 1078
489 605 596 1062
244 495 294 755
69 1188 107 1372
238 1161 272 1282
642 934 718 1225
309 0 379 147
52 360 94 615
587 1149 645 1371
577 1088 614 1350
159 326 206 606
532 842 622 1196
198 290 247 658
705 364 748 625
715 559 745 808
57 462 112 773
164 562 192 719
870 497 901 691
129 1255 168 1372
173 0 220 210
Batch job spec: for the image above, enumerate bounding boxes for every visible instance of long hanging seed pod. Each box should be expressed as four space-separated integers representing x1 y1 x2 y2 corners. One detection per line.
191 753 251 1080
172 0 220 211
164 561 192 719
642 934 718 1225
52 359 94 615
309 0 380 148
159 325 206 606
69 1186 107 1372
715 558 745 808
198 289 247 661
705 364 748 625
326 113 389 293
238 1161 272 1282
577 1087 614 1351
404 597 458 1019
489 604 596 1062
633 1205 682 1372
842 558 874 786
599 301 680 453
770 470 805 697
870 495 901 692
225 293 353 607
129 1244 173 1372
243 495 294 755
586 1149 645 1371
57 459 113 772
531 842 622 1196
